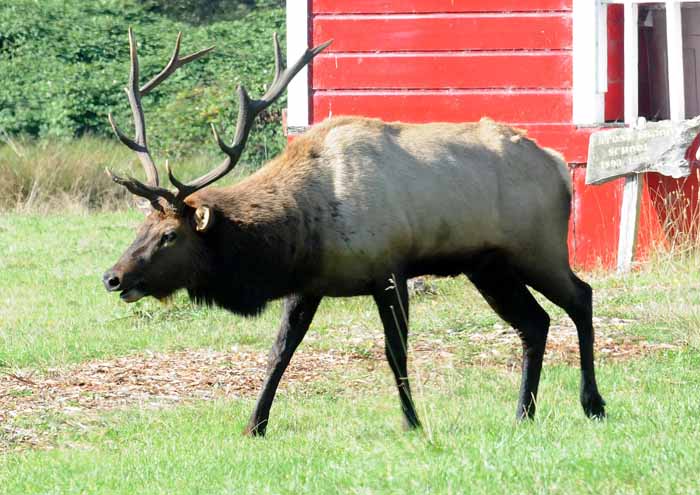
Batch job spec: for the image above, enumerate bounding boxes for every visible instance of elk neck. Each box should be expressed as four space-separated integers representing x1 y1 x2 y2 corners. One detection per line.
184 161 325 315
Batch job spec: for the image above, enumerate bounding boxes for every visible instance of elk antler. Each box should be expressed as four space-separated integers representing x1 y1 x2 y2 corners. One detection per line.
107 28 214 211
166 33 333 202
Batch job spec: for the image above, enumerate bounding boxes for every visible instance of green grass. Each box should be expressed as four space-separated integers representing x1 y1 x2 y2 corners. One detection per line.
3 353 700 494
1 210 700 493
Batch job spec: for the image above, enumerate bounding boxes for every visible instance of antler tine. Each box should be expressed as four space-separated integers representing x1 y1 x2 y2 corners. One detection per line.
257 33 332 111
141 32 215 96
105 168 175 210
169 33 333 200
272 31 283 81
108 112 141 152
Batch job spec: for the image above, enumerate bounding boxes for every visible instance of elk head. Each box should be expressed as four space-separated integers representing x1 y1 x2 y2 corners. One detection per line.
102 28 331 303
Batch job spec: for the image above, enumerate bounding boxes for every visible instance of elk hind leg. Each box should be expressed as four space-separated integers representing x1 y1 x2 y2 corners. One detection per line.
468 257 551 420
519 265 606 419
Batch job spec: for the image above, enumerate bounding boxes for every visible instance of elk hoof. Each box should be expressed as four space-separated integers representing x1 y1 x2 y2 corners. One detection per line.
242 421 267 437
402 416 422 431
516 404 537 421
581 391 606 419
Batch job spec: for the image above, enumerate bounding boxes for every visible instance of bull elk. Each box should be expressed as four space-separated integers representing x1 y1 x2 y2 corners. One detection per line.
102 29 605 436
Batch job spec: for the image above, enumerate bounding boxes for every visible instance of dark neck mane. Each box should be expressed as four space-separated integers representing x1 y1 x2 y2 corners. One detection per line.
186 209 315 316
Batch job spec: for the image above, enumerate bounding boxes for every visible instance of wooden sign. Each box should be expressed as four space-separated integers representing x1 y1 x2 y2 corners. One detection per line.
586 116 700 185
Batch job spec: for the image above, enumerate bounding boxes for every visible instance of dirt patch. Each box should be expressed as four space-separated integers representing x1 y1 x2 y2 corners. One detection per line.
0 348 355 450
0 348 352 420
467 316 678 367
0 318 678 450
334 316 678 369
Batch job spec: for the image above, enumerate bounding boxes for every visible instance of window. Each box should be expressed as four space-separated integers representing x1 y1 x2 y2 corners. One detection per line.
573 0 700 125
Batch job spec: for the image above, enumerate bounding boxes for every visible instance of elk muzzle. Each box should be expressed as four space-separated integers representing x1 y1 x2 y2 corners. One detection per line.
102 267 146 303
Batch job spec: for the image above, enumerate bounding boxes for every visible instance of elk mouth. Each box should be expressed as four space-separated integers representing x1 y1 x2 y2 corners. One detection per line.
120 284 147 303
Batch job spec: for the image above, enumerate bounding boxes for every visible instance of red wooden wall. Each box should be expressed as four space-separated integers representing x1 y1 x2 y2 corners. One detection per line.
304 1 698 269
310 0 591 159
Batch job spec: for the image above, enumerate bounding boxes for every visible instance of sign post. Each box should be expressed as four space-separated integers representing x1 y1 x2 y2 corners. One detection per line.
617 164 643 273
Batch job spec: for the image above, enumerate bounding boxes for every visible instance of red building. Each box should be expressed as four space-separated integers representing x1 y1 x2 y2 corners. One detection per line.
285 0 700 269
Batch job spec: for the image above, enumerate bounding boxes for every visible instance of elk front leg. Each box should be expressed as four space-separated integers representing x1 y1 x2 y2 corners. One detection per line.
373 274 421 430
244 294 321 437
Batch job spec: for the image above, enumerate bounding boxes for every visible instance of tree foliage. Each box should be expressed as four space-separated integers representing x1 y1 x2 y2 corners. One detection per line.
139 0 283 25
0 0 287 166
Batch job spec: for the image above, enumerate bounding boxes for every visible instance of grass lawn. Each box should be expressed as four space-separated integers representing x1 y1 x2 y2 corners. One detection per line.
1 211 699 494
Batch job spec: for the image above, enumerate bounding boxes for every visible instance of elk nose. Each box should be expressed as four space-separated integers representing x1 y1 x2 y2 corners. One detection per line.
102 271 121 291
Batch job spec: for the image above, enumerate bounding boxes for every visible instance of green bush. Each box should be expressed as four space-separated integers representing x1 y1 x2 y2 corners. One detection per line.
0 0 287 168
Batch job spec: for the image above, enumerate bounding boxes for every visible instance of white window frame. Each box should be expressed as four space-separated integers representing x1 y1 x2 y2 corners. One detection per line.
573 0 693 126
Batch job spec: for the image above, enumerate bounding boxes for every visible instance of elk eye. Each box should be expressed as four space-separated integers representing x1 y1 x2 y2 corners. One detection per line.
162 231 177 245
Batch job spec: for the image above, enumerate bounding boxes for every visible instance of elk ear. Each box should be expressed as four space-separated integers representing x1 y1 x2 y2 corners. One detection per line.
194 205 214 233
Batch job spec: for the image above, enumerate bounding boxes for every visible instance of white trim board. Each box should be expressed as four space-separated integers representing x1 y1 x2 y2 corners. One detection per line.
666 0 686 121
572 0 606 125
286 0 310 129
